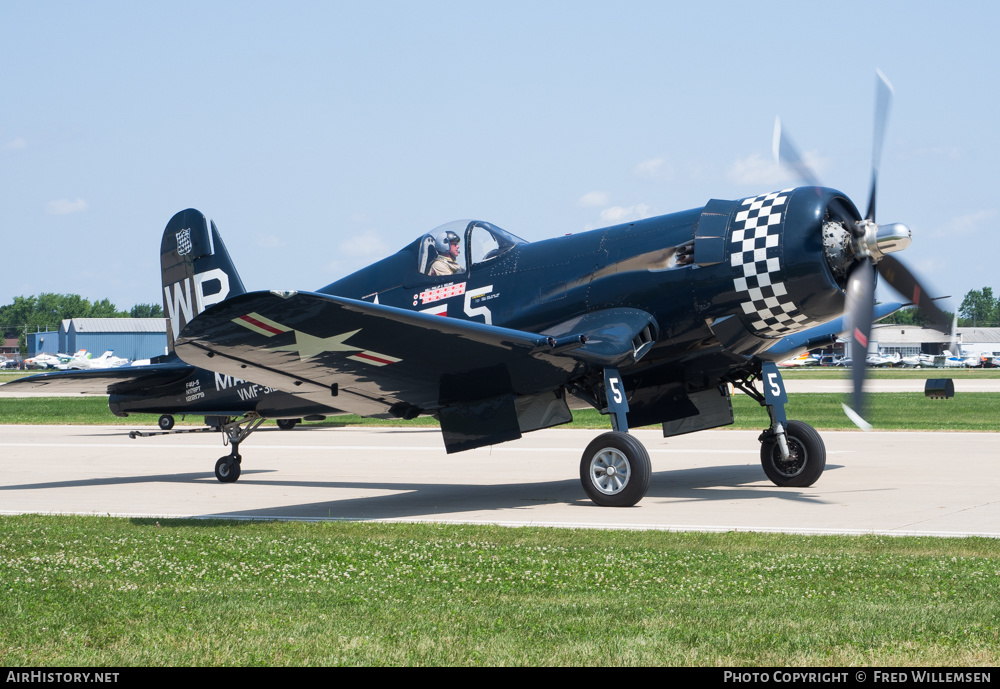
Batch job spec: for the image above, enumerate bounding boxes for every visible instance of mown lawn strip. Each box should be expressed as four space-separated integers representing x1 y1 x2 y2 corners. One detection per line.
1 515 998 666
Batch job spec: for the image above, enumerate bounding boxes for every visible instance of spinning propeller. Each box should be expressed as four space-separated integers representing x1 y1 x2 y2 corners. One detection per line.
774 70 949 429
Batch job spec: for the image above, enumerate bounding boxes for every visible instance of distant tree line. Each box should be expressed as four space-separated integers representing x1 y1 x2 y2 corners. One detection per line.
957 287 999 327
0 294 164 354
879 287 999 328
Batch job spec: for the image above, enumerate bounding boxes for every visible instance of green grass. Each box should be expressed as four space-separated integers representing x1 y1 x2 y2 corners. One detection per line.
2 393 998 432
778 367 1000 379
1 515 997 666
731 393 1000 432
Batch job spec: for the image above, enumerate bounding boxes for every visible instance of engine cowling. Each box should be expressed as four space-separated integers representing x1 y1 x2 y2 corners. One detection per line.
702 186 861 355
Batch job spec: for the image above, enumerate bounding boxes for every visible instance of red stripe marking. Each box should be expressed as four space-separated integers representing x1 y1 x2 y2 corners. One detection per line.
912 285 921 305
238 314 285 336
355 351 396 366
854 328 868 348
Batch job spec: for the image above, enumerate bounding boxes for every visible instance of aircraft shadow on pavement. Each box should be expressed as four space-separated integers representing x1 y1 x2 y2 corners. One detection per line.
194 464 838 521
2 458 842 519
0 471 252 491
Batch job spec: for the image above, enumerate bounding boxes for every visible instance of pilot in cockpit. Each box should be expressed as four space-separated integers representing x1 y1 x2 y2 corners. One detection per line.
427 230 464 276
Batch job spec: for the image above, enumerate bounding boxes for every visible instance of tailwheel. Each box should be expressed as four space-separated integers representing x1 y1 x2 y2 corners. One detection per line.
760 420 826 487
158 414 175 430
215 454 242 483
580 431 651 507
276 418 299 430
210 413 263 484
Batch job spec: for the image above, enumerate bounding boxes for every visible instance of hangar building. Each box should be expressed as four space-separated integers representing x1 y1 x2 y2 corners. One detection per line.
869 325 1000 359
26 318 168 362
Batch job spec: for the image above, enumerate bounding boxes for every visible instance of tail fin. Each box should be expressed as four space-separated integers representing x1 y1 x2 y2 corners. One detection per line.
160 209 246 352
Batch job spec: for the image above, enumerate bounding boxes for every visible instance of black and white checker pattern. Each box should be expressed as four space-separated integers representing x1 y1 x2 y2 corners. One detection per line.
730 190 815 336
175 228 193 256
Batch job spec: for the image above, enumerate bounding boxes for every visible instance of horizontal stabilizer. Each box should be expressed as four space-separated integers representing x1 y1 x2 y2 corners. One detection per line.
0 360 195 396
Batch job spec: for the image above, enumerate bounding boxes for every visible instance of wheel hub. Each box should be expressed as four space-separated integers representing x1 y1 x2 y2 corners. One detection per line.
590 448 631 495
773 440 805 476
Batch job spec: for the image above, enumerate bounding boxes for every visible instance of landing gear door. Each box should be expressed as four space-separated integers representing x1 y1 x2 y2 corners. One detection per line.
661 387 734 438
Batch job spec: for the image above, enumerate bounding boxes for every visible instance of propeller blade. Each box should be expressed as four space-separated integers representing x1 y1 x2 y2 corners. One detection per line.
875 254 950 332
844 258 875 429
865 69 894 222
773 118 858 229
773 117 822 188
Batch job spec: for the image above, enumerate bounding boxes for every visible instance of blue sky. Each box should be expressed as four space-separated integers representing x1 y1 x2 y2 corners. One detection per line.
2 1 997 315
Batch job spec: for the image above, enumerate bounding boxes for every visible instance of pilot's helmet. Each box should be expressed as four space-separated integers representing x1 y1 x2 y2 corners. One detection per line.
434 230 461 254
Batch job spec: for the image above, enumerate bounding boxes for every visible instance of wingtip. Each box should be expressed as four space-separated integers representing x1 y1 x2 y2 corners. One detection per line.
842 403 873 431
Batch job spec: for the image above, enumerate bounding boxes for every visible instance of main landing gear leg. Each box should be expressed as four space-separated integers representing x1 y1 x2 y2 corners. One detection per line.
214 413 265 484
579 368 652 507
732 362 826 488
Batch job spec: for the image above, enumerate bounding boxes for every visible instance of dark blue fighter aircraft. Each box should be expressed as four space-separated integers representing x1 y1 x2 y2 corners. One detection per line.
3 72 946 506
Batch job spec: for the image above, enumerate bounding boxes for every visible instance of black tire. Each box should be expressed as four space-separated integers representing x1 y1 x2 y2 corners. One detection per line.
158 414 175 431
760 420 826 487
276 418 299 430
215 455 242 483
580 431 651 507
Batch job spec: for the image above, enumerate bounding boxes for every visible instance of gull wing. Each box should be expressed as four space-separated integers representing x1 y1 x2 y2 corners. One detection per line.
175 290 656 420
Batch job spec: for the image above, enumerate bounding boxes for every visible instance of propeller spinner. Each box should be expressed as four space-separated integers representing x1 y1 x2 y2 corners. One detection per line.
774 70 949 428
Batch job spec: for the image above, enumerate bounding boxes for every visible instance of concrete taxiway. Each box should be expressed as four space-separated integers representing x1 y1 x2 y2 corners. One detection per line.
1 424 997 537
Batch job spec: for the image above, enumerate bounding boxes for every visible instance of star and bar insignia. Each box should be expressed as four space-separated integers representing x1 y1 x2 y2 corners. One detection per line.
232 312 402 366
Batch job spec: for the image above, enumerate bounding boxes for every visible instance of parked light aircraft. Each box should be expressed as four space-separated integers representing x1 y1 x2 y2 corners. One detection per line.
23 350 86 369
866 352 901 367
777 352 821 368
61 350 130 370
1 72 948 506
936 350 977 368
900 353 936 368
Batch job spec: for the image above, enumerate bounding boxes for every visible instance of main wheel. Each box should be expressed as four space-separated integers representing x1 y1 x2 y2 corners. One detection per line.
215 455 242 483
580 432 651 507
276 418 299 430
760 420 826 487
158 414 175 430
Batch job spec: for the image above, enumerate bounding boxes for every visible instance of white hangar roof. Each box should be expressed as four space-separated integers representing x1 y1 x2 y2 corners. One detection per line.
62 318 167 333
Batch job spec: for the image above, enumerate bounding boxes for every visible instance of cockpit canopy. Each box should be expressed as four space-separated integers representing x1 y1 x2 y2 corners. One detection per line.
416 220 527 276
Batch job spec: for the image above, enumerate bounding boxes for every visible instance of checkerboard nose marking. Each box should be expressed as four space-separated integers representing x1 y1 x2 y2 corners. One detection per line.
730 191 817 336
